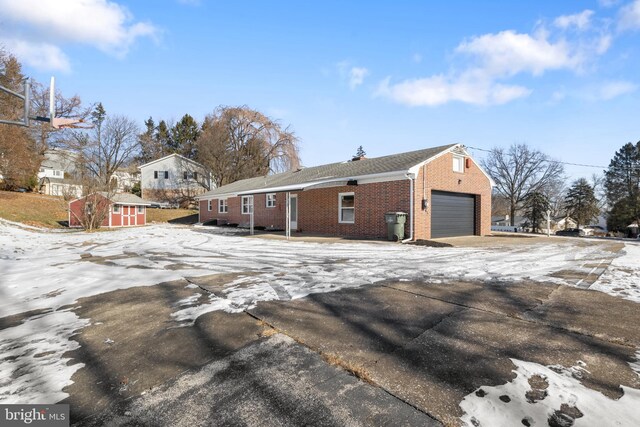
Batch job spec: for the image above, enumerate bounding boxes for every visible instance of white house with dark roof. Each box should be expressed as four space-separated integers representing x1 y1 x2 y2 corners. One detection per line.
138 154 212 206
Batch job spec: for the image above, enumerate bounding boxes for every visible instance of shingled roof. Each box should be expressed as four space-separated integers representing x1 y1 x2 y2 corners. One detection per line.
97 192 152 206
198 143 459 199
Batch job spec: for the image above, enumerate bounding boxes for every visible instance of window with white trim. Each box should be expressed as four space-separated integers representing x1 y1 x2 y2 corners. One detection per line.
207 200 212 212
218 199 228 213
138 206 144 213
241 196 253 214
113 205 120 213
266 193 276 208
453 155 464 173
338 192 355 224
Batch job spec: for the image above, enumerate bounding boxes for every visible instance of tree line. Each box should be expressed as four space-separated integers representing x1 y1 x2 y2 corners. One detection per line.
483 142 640 235
0 48 301 198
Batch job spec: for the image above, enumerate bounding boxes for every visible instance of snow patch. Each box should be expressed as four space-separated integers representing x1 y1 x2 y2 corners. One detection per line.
460 359 640 427
0 310 89 403
591 243 640 303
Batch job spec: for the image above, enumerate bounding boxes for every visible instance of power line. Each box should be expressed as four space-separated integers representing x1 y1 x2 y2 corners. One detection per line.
465 145 613 170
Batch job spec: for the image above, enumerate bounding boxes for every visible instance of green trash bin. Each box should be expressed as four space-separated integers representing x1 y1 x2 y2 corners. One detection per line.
384 212 407 241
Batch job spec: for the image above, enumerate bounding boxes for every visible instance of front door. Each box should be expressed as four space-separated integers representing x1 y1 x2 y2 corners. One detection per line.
290 194 298 230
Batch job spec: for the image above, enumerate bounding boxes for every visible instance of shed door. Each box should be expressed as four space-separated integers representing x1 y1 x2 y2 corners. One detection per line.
431 191 475 238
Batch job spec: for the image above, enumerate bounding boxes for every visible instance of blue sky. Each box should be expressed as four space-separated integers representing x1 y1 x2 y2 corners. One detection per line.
2 0 639 180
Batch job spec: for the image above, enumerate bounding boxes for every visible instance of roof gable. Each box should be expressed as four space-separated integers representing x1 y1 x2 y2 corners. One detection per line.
138 153 205 170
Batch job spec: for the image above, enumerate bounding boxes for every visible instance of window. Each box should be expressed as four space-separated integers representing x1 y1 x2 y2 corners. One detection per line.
453 155 464 173
207 200 212 212
339 193 355 223
218 199 228 213
241 196 253 214
138 206 144 213
183 171 199 180
154 171 158 179
113 205 120 213
53 170 62 177
266 193 276 208
164 171 169 179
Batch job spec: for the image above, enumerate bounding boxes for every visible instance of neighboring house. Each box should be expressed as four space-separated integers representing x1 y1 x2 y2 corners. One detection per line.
197 144 494 240
628 223 638 238
138 154 211 205
68 192 152 228
553 216 577 231
111 168 140 193
38 149 83 198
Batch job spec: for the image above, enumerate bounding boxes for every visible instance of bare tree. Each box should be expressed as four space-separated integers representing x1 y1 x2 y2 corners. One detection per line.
482 143 565 226
71 107 140 186
197 106 300 186
29 80 90 156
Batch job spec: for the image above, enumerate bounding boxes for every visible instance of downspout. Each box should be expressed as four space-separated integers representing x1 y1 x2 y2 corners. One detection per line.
402 173 415 243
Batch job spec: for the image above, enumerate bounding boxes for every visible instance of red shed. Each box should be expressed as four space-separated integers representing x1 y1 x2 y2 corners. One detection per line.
69 192 152 228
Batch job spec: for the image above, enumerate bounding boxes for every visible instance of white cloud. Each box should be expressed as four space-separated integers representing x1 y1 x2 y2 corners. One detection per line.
554 10 595 30
377 15 617 108
375 74 531 107
2 39 70 72
0 0 158 71
456 30 583 77
597 80 638 99
349 67 369 90
619 0 640 30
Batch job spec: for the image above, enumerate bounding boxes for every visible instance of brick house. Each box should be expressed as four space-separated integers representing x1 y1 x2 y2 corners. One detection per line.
196 144 494 240
69 192 152 228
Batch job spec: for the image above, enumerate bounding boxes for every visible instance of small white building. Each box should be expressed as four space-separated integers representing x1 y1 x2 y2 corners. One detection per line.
38 149 83 198
138 154 212 205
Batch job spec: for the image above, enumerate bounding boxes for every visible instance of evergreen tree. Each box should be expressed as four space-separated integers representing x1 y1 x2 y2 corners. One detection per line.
155 120 171 153
564 178 600 229
604 141 640 232
137 116 164 163
522 191 550 233
170 114 200 158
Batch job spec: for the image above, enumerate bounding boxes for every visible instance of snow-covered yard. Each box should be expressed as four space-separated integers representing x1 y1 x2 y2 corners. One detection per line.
1 220 639 424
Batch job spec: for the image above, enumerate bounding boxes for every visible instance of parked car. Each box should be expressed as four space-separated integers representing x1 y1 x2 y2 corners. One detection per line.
555 228 585 237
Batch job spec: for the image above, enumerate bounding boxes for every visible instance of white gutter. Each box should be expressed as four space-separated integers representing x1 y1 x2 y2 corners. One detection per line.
402 173 415 243
195 170 408 200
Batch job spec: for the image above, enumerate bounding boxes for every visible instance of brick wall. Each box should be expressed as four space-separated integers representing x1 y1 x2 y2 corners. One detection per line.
413 152 492 240
297 181 410 239
199 180 410 238
197 151 491 240
199 193 286 228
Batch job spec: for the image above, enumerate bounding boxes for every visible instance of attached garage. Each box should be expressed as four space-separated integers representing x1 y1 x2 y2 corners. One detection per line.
431 191 476 238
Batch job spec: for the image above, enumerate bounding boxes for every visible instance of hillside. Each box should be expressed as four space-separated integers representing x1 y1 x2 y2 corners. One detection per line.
0 191 198 228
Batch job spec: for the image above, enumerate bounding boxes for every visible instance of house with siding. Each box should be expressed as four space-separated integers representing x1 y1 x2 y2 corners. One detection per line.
69 192 152 228
138 154 212 206
196 144 494 240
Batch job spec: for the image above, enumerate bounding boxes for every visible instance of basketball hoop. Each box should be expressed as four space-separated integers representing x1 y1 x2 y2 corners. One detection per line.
51 117 92 129
0 76 92 129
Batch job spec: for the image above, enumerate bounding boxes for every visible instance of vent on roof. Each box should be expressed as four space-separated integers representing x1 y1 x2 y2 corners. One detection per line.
351 155 366 161
294 167 305 172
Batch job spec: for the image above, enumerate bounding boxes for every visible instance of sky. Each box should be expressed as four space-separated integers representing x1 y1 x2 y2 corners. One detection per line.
1 0 639 180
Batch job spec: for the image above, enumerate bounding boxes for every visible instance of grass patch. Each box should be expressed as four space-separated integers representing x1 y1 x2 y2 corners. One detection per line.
321 352 374 384
146 208 198 224
0 191 68 228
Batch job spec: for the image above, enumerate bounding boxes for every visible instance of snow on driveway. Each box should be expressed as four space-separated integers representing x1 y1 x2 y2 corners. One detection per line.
0 222 636 405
